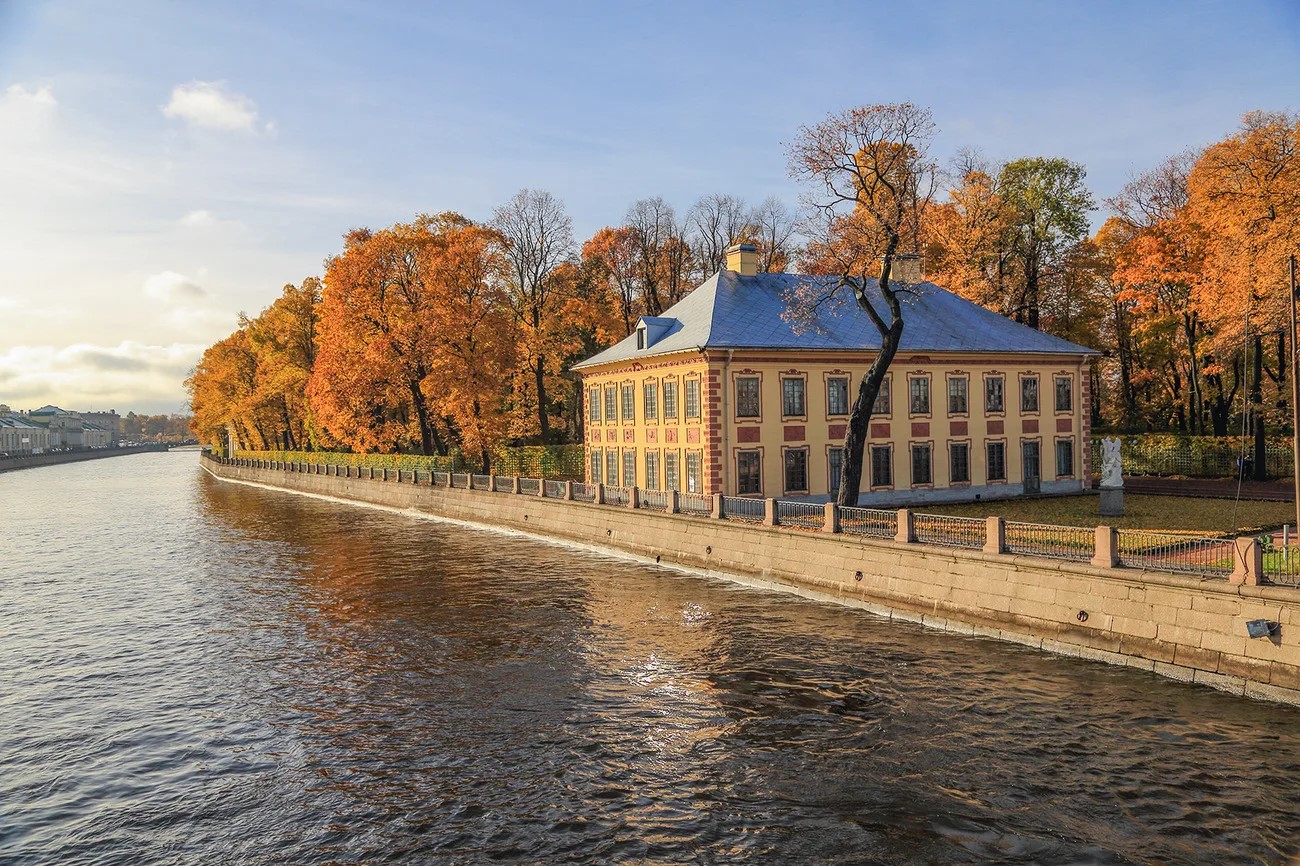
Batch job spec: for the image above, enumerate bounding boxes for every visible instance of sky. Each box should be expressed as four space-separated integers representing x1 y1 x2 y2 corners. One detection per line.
1 0 1298 415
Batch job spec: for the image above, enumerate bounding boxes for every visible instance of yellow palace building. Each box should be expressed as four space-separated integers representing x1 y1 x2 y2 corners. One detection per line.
572 244 1097 505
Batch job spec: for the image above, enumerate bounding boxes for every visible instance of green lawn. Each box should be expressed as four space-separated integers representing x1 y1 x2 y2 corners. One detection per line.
917 493 1296 535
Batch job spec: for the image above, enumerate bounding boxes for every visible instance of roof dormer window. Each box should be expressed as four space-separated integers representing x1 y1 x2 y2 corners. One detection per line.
636 326 646 350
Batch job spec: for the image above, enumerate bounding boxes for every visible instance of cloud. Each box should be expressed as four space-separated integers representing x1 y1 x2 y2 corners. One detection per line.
0 341 203 413
2 83 56 110
143 270 206 303
179 209 216 228
162 81 259 132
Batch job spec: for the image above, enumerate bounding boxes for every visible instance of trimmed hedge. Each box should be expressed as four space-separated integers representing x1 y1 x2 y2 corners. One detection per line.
1091 434 1294 478
233 444 586 479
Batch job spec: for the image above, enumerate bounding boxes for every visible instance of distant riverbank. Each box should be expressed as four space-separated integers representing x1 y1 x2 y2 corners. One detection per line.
0 443 170 474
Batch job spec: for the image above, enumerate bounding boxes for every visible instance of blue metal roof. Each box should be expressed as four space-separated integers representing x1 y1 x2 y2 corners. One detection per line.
574 270 1098 369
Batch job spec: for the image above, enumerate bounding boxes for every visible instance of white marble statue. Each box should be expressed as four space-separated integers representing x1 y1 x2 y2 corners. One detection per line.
1100 437 1123 488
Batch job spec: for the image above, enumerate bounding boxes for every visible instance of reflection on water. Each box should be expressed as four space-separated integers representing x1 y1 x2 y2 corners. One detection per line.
2 452 1300 864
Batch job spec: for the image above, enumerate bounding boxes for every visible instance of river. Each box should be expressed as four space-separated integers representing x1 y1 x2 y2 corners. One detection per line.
2 452 1299 864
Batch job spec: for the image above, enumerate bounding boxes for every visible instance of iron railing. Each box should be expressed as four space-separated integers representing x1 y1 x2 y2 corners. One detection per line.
1117 530 1234 579
1005 522 1094 562
544 480 566 498
678 492 711 516
640 489 669 511
571 482 596 502
776 500 824 529
722 496 765 523
492 475 514 493
603 486 630 506
914 513 985 549
451 472 470 488
433 471 449 486
839 507 898 539
470 473 491 491
1263 542 1300 586
519 478 541 495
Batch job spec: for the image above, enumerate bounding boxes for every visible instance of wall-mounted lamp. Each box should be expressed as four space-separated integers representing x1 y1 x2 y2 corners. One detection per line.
1246 619 1280 639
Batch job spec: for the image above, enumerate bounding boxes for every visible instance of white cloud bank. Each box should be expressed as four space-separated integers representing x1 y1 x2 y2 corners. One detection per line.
143 270 206 303
0 342 203 413
162 80 261 133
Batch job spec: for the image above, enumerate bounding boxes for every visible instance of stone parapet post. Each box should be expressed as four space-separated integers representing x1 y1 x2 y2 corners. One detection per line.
1230 536 1263 586
823 502 839 534
895 509 914 544
564 481 574 501
511 476 521 494
711 493 724 519
595 483 605 505
983 516 1005 554
629 486 641 509
668 489 680 514
1091 526 1119 568
763 498 777 527
537 478 546 497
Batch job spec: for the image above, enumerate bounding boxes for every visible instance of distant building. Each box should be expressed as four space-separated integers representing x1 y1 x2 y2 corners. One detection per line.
0 414 50 454
573 245 1097 505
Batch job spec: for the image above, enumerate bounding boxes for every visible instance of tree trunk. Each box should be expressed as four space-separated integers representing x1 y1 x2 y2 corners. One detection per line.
535 355 550 443
1253 334 1267 480
407 377 445 456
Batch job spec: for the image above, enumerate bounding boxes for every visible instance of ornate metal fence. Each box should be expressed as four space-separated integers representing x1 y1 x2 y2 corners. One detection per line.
1005 522 1094 562
839 507 897 539
1264 542 1300 586
678 492 712 516
451 472 470 488
469 473 490 490
1117 530 1234 579
776 500 824 529
519 478 541 495
913 514 985 549
603 486 630 506
571 482 595 503
491 475 514 493
432 471 449 486
544 480 566 498
721 496 765 523
640 489 669 511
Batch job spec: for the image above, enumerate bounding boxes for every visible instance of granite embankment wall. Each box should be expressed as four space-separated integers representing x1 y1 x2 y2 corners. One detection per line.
203 455 1300 706
0 444 170 473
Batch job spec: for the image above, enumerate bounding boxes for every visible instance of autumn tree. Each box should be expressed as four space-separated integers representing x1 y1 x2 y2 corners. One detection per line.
789 102 938 505
686 193 750 278
492 189 576 442
999 157 1095 330
582 225 642 335
749 195 798 273
308 217 458 455
243 277 323 449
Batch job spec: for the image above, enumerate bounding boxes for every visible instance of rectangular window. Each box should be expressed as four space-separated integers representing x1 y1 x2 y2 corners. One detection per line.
663 381 678 419
784 449 808 492
686 452 702 493
605 450 618 486
588 387 601 423
665 451 680 491
1056 439 1074 477
736 450 762 494
987 442 1006 481
827 377 849 416
950 442 970 484
685 379 701 418
621 385 635 421
948 377 968 415
985 376 1004 413
829 447 844 495
909 377 930 415
873 376 890 415
622 450 636 487
604 387 617 422
1055 377 1072 412
590 449 602 483
871 445 893 487
645 450 659 489
782 377 805 417
736 376 760 418
911 443 932 485
1021 376 1039 413
643 383 658 421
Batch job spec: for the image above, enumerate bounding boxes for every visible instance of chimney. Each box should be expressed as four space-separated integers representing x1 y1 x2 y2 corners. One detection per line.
885 253 922 284
725 242 758 277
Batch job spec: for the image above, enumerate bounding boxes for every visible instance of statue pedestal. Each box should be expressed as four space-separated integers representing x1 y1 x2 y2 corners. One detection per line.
1099 486 1124 517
